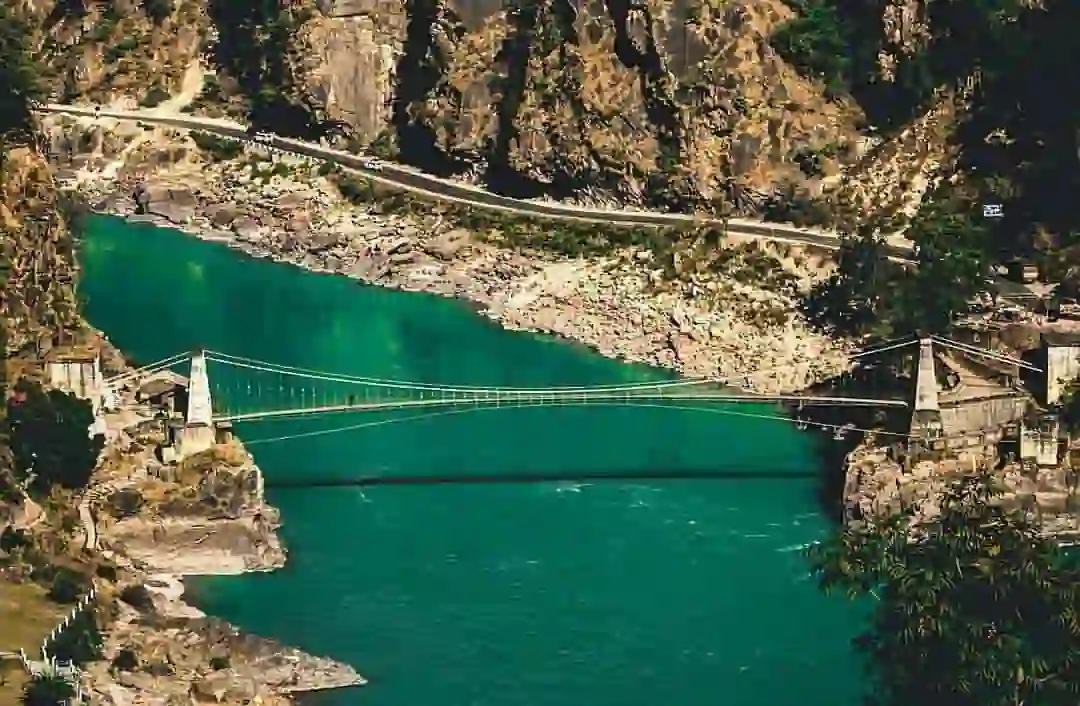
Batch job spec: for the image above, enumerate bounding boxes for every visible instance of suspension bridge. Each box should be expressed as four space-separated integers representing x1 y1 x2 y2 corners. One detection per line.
96 332 1046 461
98 344 919 455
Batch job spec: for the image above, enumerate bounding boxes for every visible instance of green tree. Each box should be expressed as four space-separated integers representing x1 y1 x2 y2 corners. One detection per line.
50 608 103 665
7 380 104 494
47 566 89 604
803 219 904 336
770 0 857 97
809 473 1080 706
142 0 174 23
0 4 45 143
21 675 74 706
889 191 991 335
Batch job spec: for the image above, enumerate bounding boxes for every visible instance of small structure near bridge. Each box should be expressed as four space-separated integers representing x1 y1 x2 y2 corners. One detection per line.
136 371 188 416
1041 330 1080 405
44 343 104 412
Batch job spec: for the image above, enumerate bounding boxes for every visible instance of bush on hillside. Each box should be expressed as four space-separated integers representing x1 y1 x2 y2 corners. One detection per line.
8 380 103 494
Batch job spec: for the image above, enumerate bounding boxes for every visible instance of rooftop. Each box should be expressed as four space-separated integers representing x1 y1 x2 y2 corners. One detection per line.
1042 330 1080 347
137 371 189 398
42 342 100 363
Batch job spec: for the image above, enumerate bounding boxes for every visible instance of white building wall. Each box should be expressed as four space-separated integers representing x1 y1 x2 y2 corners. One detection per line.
1046 345 1080 405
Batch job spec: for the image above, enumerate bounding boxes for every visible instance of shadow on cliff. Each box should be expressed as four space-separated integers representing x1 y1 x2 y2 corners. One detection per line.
391 0 472 178
390 0 690 203
602 0 686 210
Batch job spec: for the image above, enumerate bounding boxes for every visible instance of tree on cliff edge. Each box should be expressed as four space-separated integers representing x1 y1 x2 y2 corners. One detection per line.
0 4 44 143
7 379 103 494
809 472 1080 706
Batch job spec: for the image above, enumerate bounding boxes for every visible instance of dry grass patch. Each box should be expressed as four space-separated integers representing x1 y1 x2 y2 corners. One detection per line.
0 579 65 702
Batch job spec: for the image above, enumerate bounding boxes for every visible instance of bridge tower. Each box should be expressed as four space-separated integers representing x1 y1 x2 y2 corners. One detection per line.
175 349 215 459
909 337 943 442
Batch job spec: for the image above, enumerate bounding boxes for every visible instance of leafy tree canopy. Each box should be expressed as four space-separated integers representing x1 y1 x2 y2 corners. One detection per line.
50 607 103 665
8 379 103 494
21 675 74 706
0 4 45 144
805 187 991 338
809 473 1080 706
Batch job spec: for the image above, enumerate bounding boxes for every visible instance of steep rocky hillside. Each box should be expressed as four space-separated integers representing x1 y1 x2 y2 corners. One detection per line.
0 147 83 355
0 1 90 530
22 0 1080 245
27 0 869 211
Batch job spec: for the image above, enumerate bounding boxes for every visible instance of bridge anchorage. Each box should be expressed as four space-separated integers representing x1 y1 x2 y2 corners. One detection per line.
101 348 910 457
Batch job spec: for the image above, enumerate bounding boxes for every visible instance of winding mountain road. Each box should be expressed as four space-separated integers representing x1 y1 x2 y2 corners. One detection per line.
36 103 917 259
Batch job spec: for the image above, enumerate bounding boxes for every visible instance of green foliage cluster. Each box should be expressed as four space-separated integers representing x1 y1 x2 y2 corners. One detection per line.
7 379 104 495
118 583 153 612
805 185 991 337
190 132 243 162
0 4 45 145
49 607 103 665
770 0 868 98
761 180 835 228
141 0 174 24
811 473 1080 706
47 566 90 604
20 675 74 706
139 84 170 108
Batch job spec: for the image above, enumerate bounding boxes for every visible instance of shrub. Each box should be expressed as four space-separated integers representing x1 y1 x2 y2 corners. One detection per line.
191 132 243 162
142 0 174 23
21 675 74 706
140 84 170 108
47 566 87 604
108 487 144 519
119 583 154 612
111 648 140 672
50 608 103 665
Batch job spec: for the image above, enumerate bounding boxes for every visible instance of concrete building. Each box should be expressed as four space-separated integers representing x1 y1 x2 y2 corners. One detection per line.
136 372 189 416
1041 331 1080 405
1019 413 1063 467
906 337 1032 456
44 344 104 411
43 343 108 439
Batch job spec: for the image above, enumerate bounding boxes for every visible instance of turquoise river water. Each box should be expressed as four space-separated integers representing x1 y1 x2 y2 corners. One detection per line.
78 214 862 706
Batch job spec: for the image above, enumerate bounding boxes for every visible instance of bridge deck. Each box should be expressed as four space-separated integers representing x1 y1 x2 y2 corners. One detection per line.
214 392 906 423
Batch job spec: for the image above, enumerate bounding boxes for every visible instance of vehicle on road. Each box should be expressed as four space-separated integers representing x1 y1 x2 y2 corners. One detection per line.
361 159 382 171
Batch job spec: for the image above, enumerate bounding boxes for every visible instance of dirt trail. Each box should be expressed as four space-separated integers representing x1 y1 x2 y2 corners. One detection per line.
96 61 207 180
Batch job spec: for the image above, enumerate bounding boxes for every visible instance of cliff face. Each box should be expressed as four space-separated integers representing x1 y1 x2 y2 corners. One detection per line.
0 146 82 356
298 0 863 206
28 0 868 208
28 0 1077 239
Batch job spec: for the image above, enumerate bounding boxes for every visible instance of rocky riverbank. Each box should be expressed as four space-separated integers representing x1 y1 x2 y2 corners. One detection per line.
45 113 854 394
842 441 1080 541
78 385 365 705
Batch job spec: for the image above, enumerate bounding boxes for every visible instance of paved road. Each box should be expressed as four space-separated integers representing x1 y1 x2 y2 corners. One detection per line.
37 103 917 259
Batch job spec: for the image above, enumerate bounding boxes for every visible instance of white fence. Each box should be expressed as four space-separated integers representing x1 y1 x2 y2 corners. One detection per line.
15 583 98 703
